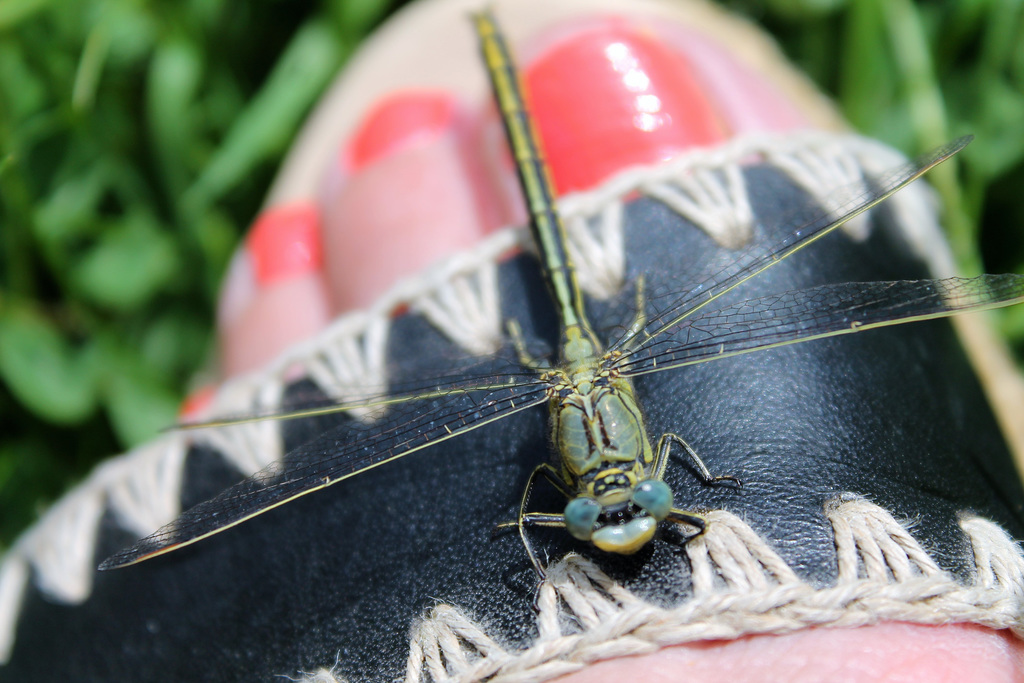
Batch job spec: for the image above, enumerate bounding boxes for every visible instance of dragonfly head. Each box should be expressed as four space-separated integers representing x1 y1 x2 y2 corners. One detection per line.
564 479 673 554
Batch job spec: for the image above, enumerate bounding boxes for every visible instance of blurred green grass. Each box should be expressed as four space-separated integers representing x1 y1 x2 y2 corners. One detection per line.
0 0 408 547
0 0 1022 550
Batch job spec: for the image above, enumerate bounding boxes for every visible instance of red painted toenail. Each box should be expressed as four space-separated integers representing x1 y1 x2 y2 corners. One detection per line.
179 384 215 421
525 20 727 194
246 203 323 285
344 92 458 173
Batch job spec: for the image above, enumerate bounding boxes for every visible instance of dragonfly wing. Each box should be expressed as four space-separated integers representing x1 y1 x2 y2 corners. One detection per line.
612 136 972 351
616 274 1024 376
99 380 549 569
180 359 544 429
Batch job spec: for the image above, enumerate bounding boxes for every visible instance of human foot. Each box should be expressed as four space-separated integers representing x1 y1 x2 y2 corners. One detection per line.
3 1 1022 681
206 1 1024 682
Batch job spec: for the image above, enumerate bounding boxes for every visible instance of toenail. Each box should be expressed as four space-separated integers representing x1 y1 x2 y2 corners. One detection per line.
342 91 459 173
246 202 323 286
524 19 728 193
178 384 215 421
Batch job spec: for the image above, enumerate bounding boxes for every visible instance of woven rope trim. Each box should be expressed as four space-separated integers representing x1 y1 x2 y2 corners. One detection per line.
0 131 952 665
393 498 1024 683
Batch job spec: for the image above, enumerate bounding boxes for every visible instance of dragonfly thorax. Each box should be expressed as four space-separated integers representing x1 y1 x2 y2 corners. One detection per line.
550 368 654 480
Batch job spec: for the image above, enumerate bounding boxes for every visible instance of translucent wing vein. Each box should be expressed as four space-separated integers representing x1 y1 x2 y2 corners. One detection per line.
616 274 1024 376
611 136 972 352
100 381 550 569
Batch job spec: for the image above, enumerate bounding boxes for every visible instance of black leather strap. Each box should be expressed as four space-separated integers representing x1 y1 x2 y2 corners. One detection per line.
4 162 1021 682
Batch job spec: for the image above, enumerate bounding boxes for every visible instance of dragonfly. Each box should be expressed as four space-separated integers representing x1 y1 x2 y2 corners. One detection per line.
100 10 1024 576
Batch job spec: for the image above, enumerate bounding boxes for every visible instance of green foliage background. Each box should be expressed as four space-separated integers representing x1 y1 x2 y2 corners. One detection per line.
0 0 1022 550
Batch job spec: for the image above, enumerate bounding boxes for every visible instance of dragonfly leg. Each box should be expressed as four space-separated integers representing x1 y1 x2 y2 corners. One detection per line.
654 432 742 486
666 509 706 536
615 275 649 352
502 463 573 578
506 319 550 370
516 511 569 580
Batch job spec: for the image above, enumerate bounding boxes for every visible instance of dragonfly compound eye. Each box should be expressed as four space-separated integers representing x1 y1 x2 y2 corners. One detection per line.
564 497 601 541
631 480 673 521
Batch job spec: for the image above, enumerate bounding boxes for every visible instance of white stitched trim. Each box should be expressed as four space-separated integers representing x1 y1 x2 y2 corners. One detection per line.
961 515 1024 595
407 605 506 683
687 508 799 595
20 487 104 604
763 135 872 241
642 163 753 249
855 140 956 277
563 201 626 300
286 654 348 683
0 558 28 664
826 494 943 582
193 373 288 474
292 671 347 683
103 438 188 537
0 131 973 665
303 311 391 422
403 499 1024 683
410 256 505 358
